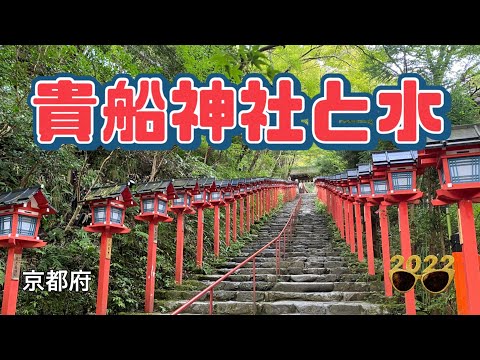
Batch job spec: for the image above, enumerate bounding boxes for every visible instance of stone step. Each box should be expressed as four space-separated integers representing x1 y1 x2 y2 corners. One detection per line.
271 282 372 292
195 273 362 283
157 289 373 302
216 267 329 275
216 260 305 269
215 266 362 275
159 300 384 315
231 255 345 263
199 281 275 291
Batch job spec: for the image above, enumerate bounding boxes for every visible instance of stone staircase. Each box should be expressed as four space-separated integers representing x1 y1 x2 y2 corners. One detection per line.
157 193 386 315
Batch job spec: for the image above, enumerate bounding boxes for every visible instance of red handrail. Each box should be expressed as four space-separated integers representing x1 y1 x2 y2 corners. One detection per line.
171 196 302 315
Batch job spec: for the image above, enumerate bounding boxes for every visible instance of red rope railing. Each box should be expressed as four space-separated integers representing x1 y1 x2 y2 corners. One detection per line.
171 196 302 315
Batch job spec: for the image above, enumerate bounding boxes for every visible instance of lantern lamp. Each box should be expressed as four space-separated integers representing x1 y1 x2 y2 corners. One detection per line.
0 186 57 315
357 163 373 198
194 178 215 209
170 178 199 215
372 150 419 196
134 180 175 223
347 169 359 197
83 184 137 234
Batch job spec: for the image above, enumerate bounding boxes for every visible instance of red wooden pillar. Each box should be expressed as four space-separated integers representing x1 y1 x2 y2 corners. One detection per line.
240 198 245 236
339 197 342 233
265 188 270 214
252 192 256 224
252 193 256 223
145 222 158 313
364 203 375 275
261 190 265 217
333 195 338 229
96 232 112 314
339 198 345 239
232 200 237 242
332 194 338 228
339 197 343 231
196 207 204 267
1 246 22 315
452 250 468 315
246 195 251 232
344 199 350 246
398 202 416 315
379 203 393 297
225 203 230 247
257 191 260 220
214 205 220 256
175 212 185 284
348 201 355 253
355 202 364 262
458 199 480 314
264 189 267 215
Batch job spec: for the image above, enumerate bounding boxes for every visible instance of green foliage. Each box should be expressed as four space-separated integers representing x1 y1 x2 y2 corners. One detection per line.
2 44 479 315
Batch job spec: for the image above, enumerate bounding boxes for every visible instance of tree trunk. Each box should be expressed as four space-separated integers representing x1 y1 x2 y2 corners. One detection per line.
248 151 261 172
65 150 115 232
204 146 211 164
270 150 283 177
149 152 166 181
286 152 297 178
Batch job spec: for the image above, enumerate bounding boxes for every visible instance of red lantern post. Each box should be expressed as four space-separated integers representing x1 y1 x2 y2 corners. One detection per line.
217 180 233 247
263 179 269 216
0 186 56 315
366 166 392 296
170 179 199 284
134 180 176 313
246 180 254 232
419 124 480 314
238 180 247 236
346 169 358 254
231 179 242 242
251 179 258 224
337 173 349 240
209 182 226 257
83 184 137 315
337 174 349 244
357 163 375 275
192 178 215 268
373 150 423 315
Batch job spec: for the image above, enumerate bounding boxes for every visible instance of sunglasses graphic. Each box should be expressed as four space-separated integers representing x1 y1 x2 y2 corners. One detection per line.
389 254 455 294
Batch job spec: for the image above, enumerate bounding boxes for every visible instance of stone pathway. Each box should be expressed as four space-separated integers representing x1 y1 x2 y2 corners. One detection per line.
157 193 386 314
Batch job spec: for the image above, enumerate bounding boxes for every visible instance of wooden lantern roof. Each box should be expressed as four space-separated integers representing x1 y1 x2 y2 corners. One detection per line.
134 180 176 199
216 180 232 190
347 169 358 179
85 184 136 206
0 186 57 214
372 150 418 167
172 178 199 194
357 163 372 178
425 123 480 149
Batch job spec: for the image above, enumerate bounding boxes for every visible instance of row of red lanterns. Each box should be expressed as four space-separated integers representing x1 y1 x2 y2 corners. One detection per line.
0 178 298 315
315 124 480 315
